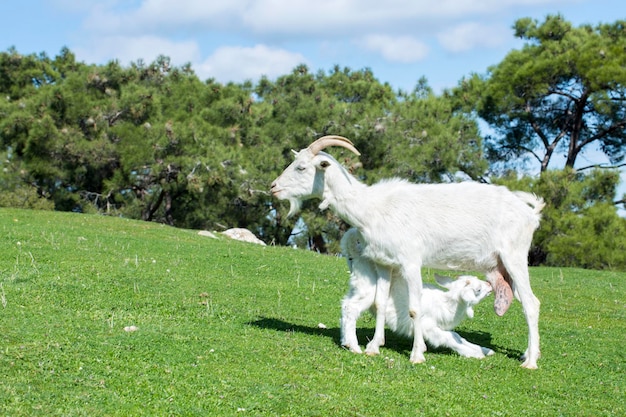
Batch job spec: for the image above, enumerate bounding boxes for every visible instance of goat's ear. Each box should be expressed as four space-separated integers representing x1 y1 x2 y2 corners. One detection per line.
434 274 454 288
462 287 476 304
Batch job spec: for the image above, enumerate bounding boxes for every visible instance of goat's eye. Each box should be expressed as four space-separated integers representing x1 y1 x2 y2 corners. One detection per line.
296 166 306 172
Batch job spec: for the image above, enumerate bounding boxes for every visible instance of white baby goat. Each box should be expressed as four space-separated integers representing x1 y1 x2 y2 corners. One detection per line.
271 135 545 368
340 228 494 359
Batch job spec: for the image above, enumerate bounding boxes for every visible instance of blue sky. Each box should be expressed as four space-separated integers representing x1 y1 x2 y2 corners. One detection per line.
1 0 623 93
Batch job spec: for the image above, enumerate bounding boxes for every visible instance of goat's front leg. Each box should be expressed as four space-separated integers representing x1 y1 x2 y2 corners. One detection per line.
364 264 391 356
404 263 426 364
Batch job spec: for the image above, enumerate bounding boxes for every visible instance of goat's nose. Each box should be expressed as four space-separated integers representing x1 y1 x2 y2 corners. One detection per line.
270 181 276 190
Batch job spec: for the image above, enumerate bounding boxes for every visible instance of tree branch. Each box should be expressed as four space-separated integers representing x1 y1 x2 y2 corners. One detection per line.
106 110 125 126
577 162 626 172
526 101 551 149
576 119 626 152
547 88 581 103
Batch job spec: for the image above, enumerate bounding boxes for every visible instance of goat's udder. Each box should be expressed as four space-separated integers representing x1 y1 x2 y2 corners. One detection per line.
489 269 513 317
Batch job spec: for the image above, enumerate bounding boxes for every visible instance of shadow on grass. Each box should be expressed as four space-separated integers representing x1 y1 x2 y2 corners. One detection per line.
247 316 523 360
247 317 341 343
455 329 525 360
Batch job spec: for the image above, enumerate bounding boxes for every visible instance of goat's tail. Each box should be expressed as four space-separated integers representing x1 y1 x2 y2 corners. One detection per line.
513 191 546 217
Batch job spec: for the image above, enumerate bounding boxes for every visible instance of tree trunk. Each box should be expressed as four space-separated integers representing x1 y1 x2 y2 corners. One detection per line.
164 191 174 226
142 188 164 221
309 234 327 254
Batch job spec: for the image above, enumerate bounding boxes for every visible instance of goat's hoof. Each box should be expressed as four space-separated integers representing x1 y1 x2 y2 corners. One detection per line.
466 353 486 359
365 341 382 356
364 348 380 356
341 342 362 354
483 348 495 356
520 359 538 369
409 353 426 364
520 350 540 368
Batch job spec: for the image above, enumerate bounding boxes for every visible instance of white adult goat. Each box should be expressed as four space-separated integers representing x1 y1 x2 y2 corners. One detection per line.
340 228 494 359
270 135 545 368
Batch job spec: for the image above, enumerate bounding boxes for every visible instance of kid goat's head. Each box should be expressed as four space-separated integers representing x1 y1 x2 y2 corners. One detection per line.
270 135 360 217
435 274 493 318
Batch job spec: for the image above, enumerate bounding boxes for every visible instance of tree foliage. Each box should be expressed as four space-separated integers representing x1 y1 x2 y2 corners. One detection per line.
1 13 626 271
453 15 626 172
0 51 485 253
495 168 626 269
447 15 626 270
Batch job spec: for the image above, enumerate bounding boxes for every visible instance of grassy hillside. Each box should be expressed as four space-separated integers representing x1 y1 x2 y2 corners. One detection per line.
1 208 624 416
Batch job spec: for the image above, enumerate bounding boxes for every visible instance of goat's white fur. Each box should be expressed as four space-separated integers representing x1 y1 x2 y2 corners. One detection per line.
340 228 494 359
271 139 544 368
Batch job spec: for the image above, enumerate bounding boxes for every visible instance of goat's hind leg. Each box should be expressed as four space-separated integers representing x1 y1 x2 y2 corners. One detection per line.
502 256 541 369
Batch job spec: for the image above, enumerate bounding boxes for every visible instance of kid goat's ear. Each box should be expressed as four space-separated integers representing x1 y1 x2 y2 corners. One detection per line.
434 273 454 288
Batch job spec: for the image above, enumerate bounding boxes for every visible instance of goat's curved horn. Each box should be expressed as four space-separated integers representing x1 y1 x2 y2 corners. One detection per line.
308 135 361 156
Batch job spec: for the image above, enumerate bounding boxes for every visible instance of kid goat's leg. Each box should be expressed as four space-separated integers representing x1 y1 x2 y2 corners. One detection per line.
364 264 391 356
340 267 377 353
422 322 494 359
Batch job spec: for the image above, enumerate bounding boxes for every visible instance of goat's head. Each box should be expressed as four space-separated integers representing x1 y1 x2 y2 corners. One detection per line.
270 135 360 217
434 274 492 318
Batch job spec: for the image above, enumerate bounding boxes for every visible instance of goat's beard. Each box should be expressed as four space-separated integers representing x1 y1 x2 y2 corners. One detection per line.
286 198 302 218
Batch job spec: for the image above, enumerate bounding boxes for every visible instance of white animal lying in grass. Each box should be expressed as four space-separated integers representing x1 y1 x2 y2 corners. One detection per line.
340 228 495 359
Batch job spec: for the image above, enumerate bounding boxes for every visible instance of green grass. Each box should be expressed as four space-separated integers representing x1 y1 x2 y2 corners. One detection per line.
0 208 624 416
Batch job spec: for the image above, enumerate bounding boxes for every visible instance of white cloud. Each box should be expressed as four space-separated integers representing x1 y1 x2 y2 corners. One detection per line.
360 35 430 63
69 0 572 80
196 45 307 82
74 35 201 67
90 0 243 34
80 0 568 38
239 0 570 36
437 22 510 53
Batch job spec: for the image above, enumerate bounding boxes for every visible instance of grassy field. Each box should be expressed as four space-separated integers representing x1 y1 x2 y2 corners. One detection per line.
0 208 624 416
